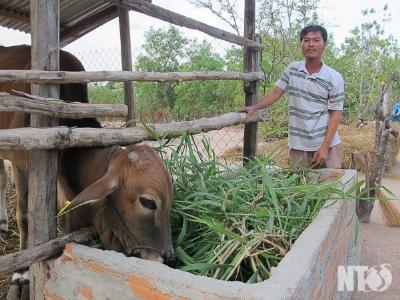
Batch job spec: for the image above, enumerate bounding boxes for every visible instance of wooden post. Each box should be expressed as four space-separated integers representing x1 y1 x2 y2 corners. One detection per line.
243 0 260 163
29 0 59 298
119 7 135 125
357 85 391 223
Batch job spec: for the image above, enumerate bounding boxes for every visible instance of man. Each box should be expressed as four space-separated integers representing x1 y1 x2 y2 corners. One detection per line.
239 25 344 168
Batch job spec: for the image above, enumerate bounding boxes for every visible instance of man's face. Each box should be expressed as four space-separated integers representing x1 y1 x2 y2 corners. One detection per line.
301 31 326 60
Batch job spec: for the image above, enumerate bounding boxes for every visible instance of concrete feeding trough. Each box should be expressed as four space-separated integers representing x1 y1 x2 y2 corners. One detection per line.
43 169 359 300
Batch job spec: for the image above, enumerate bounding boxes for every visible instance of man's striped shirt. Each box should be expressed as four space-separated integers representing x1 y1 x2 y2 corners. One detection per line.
276 61 345 151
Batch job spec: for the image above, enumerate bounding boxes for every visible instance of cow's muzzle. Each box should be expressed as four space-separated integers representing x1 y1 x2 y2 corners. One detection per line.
163 249 176 268
135 247 175 267
108 196 176 266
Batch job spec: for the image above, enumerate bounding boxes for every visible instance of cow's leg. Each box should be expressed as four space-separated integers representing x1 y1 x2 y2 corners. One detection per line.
7 166 29 299
13 165 28 250
6 271 29 300
0 159 8 239
7 273 22 299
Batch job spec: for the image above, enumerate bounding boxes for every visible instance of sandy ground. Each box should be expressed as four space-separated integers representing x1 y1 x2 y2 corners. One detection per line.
354 153 400 299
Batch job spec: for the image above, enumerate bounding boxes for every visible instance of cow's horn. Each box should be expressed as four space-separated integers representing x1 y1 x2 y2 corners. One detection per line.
128 151 140 165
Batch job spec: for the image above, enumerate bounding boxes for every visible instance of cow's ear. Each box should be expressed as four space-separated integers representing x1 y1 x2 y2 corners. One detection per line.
58 174 120 216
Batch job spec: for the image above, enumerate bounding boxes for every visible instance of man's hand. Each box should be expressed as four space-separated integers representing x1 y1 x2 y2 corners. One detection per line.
312 144 329 167
238 106 257 116
238 87 285 117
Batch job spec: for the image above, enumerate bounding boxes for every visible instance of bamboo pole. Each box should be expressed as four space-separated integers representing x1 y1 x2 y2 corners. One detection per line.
0 70 264 84
0 228 94 273
0 111 268 150
0 91 127 118
110 0 263 49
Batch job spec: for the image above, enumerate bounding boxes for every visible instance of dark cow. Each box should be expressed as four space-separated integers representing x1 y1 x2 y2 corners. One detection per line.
0 45 174 294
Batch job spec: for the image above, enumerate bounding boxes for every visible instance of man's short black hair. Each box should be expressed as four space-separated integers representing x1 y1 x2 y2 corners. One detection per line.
300 25 328 43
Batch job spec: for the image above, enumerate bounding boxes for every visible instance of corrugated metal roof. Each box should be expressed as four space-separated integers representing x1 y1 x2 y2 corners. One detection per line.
0 0 113 34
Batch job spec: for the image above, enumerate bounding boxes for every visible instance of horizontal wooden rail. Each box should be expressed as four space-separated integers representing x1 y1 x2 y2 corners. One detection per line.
0 91 127 118
0 70 264 84
0 228 94 273
110 0 263 50
0 110 268 150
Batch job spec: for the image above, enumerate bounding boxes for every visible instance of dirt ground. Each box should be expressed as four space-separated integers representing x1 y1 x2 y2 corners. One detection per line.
354 152 400 299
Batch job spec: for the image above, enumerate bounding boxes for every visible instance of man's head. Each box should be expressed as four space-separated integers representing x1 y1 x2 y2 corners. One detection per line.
300 25 327 60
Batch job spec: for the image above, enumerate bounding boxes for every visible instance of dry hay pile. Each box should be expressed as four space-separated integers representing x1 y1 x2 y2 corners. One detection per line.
340 122 400 172
219 138 288 167
257 139 290 167
0 165 19 299
220 123 400 172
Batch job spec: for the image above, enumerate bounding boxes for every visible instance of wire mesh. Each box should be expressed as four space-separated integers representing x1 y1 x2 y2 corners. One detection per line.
70 47 255 161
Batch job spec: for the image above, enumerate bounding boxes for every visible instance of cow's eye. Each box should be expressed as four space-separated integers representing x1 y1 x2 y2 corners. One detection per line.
139 196 157 210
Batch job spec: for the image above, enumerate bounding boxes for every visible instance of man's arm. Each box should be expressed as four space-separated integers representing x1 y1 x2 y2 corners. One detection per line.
238 86 285 116
312 110 341 167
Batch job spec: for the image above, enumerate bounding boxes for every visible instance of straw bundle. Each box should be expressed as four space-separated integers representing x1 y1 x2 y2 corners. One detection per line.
379 192 400 226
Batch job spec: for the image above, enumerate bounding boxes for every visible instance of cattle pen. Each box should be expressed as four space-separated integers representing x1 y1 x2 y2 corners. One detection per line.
0 0 265 298
0 1 359 300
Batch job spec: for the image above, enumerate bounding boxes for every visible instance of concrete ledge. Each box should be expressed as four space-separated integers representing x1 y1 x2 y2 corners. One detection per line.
43 169 359 300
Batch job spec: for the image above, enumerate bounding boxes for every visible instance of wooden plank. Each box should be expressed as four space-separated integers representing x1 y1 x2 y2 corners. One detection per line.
119 7 135 124
0 228 94 273
0 92 127 118
29 1 59 298
111 0 263 49
0 111 268 150
60 6 119 47
0 70 264 83
242 0 260 162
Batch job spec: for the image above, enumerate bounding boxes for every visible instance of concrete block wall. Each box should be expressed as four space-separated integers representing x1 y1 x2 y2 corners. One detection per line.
43 169 359 300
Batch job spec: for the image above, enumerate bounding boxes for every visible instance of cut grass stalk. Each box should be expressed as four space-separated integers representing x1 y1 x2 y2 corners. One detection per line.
158 133 348 282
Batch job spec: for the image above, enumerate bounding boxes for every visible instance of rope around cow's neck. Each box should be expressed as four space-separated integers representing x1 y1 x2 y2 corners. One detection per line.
107 198 163 256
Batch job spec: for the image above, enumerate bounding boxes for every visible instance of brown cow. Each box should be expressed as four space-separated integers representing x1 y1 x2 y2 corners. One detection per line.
0 45 175 295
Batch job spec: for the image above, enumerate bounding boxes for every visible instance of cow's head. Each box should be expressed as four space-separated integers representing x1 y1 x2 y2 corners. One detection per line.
60 144 175 265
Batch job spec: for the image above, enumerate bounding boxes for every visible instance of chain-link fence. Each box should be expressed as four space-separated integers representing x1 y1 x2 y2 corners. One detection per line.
71 47 255 161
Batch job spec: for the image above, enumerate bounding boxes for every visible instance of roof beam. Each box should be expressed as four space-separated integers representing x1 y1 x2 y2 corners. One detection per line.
60 6 118 48
0 9 29 30
110 0 263 49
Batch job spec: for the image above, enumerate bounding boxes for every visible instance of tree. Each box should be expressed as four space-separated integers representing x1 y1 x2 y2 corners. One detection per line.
335 5 400 119
174 40 242 118
135 25 246 120
135 26 190 110
189 0 242 35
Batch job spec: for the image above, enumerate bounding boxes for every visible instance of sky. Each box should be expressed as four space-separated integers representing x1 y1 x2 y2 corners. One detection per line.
0 0 399 68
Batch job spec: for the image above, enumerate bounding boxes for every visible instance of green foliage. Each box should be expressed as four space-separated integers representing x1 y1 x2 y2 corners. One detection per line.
330 5 400 120
136 26 189 72
135 26 245 120
88 82 123 105
173 41 242 118
135 26 189 110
